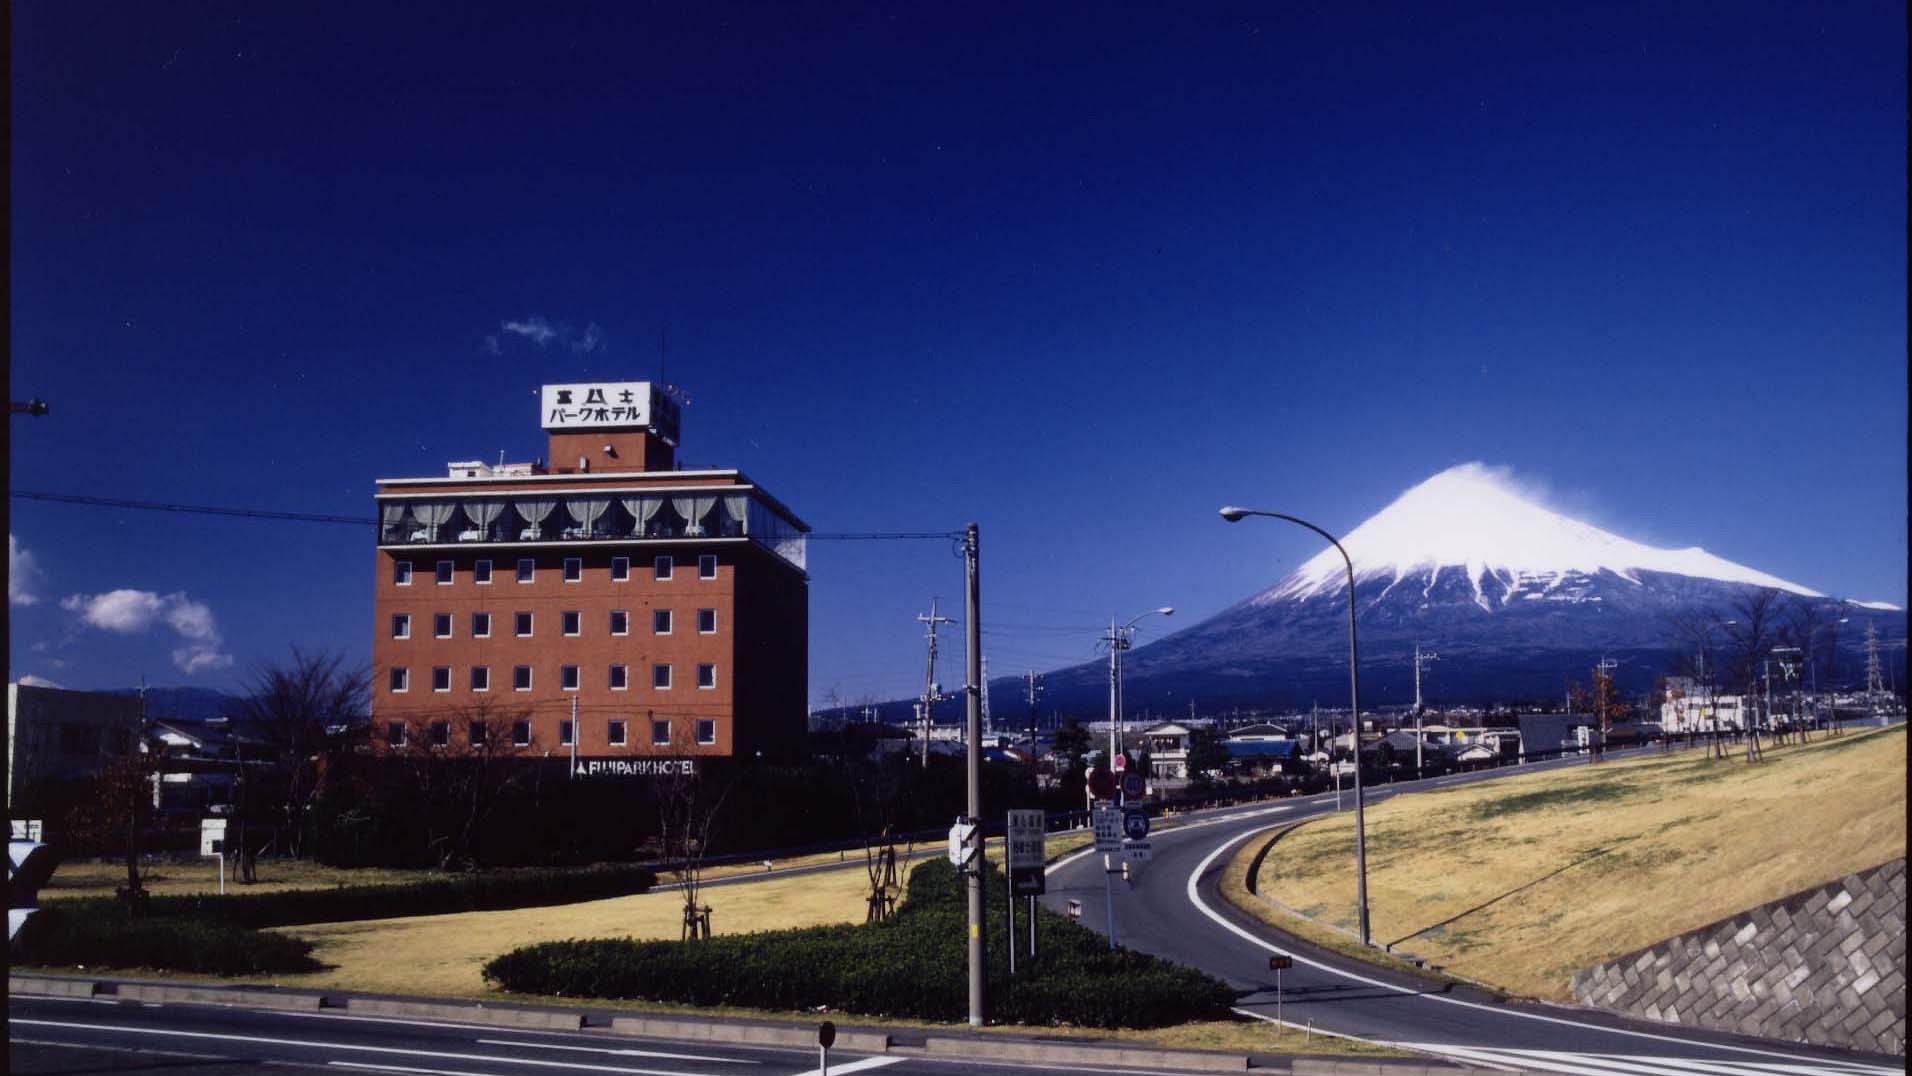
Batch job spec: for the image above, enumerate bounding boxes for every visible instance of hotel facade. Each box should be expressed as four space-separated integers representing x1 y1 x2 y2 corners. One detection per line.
371 383 809 763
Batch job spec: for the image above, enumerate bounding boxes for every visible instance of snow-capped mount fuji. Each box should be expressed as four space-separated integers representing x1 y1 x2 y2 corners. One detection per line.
1027 464 1904 713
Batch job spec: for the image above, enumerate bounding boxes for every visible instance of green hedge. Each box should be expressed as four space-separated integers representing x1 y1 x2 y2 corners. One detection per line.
482 858 1234 1028
13 905 321 975
53 863 658 930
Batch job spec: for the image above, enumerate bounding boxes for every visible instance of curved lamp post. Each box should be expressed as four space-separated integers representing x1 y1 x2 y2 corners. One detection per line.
1219 505 1371 946
1109 607 1175 768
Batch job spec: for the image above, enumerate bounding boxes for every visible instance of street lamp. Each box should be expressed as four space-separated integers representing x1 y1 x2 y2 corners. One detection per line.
1108 607 1174 769
1219 505 1372 946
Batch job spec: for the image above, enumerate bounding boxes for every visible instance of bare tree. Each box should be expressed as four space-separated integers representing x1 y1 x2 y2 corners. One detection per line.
1720 587 1784 762
235 648 370 860
62 746 159 914
1663 610 1727 757
657 722 728 940
389 700 532 870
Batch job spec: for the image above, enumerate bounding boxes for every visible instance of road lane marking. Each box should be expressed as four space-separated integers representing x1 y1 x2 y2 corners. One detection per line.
784 1057 903 1076
475 1039 752 1064
9 1019 718 1076
1180 829 1871 1066
333 1062 506 1076
1396 1043 1898 1076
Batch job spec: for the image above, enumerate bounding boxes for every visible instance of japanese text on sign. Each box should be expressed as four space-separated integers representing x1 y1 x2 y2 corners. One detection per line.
541 382 669 431
1006 809 1046 871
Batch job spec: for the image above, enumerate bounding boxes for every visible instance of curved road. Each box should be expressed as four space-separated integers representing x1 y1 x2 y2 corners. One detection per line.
1043 741 1902 1075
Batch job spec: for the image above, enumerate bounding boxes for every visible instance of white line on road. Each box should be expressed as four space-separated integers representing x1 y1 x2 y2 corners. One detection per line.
784 1056 903 1076
333 1061 515 1076
475 1038 753 1064
10 1018 719 1076
1180 828 1871 1067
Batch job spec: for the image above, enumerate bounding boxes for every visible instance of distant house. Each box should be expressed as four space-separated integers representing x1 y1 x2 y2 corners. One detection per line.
1223 738 1303 776
1141 722 1193 780
1224 722 1289 742
1661 690 1748 734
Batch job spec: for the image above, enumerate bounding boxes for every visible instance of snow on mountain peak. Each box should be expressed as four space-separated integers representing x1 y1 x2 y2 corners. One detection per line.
1262 463 1822 604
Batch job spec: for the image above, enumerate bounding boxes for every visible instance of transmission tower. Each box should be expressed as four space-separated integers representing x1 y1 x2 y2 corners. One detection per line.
917 599 953 768
1865 621 1885 722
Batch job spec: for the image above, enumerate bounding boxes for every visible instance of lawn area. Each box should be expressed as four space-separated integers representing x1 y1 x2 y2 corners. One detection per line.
1233 724 1908 1001
42 858 441 900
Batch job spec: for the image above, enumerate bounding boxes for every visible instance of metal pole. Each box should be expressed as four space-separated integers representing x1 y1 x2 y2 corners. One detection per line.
1028 893 1036 957
1006 868 1016 977
1346 547 1370 947
963 524 985 1027
1104 853 1117 951
569 695 578 777
1108 617 1119 768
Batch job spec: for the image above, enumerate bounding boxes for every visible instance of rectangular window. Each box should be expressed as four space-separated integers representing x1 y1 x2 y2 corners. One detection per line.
696 719 716 745
609 610 629 636
389 667 409 693
697 608 717 634
653 663 672 690
517 558 535 583
697 663 716 690
652 719 671 746
512 720 531 747
472 612 492 638
432 666 451 692
434 613 452 638
562 610 581 636
387 722 406 747
394 560 413 586
561 664 580 691
698 554 717 580
436 560 454 585
609 664 628 690
564 557 582 582
430 721 450 747
559 720 575 747
469 721 488 747
470 666 490 692
513 665 532 691
653 609 672 635
473 559 493 585
655 555 673 581
608 720 627 746
515 612 533 637
391 614 411 639
611 556 630 582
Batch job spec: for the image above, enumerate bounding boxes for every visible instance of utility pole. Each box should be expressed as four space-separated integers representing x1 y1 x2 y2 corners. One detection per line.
962 524 985 1028
1106 618 1121 768
1412 644 1438 774
917 599 953 768
980 654 992 745
1024 671 1043 743
1594 657 1617 762
1865 621 1885 723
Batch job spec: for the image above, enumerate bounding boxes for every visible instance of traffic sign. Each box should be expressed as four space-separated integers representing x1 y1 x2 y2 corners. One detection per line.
1122 839 1152 863
947 818 979 868
1122 809 1150 841
1120 770 1146 801
1087 766 1117 800
1005 810 1046 871
1091 805 1123 852
1011 870 1047 896
1268 955 1293 970
199 818 228 858
1112 752 1127 772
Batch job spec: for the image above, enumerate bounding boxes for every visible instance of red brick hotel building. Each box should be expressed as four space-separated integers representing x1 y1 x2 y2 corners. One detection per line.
371 382 808 763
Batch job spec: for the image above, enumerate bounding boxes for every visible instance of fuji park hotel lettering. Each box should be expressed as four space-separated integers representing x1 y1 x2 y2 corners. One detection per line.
571 757 698 778
541 381 680 434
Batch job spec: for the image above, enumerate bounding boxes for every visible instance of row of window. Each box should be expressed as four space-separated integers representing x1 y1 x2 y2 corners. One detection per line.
391 608 716 639
394 554 717 587
386 717 717 749
389 662 717 693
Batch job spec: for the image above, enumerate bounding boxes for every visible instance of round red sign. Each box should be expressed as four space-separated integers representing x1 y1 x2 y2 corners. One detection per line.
1087 766 1118 800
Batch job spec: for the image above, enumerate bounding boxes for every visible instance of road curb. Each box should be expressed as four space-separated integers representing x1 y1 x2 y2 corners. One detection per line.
921 1036 1249 1071
9 975 100 999
607 1014 889 1052
114 982 325 1011
346 996 585 1029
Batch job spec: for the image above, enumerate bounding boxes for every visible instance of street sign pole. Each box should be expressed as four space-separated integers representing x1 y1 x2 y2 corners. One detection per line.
1006 872 1016 976
1104 852 1117 951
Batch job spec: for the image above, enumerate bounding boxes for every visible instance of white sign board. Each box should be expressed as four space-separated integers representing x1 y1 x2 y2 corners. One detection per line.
200 818 228 858
10 820 42 841
540 382 679 441
1091 805 1123 853
1006 810 1046 872
947 819 978 867
1123 839 1153 863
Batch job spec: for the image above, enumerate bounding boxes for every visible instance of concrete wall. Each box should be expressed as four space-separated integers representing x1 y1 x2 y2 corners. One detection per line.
1571 857 1905 1055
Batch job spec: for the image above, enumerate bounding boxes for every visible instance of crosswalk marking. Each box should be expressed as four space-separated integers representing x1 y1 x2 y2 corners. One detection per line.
1394 1042 1899 1076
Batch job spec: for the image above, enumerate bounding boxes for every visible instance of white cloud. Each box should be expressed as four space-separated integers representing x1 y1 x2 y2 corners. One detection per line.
498 315 607 355
10 534 44 606
60 588 233 674
16 675 63 688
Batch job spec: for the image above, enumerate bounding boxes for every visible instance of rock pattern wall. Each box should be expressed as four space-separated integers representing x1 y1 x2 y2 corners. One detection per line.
1571 858 1905 1055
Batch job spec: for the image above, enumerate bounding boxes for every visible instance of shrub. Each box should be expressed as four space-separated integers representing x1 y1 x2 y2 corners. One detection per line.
482 858 1234 1028
52 863 658 930
13 905 320 975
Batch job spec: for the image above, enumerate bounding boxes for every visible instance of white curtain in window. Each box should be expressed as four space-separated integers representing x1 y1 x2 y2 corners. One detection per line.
381 502 409 537
723 495 748 536
415 502 455 539
569 498 611 533
466 501 506 533
621 496 663 536
515 499 557 537
675 496 720 536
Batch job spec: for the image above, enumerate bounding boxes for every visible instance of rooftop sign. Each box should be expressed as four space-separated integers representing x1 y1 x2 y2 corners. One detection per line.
540 381 681 444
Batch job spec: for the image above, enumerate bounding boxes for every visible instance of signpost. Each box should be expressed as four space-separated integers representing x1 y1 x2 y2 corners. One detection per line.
1090 803 1123 950
1086 766 1117 802
817 1020 835 1076
1122 840 1152 863
1122 808 1149 841
1269 955 1293 1030
200 818 229 895
1120 770 1145 803
1111 752 1127 773
947 818 979 870
1005 810 1046 971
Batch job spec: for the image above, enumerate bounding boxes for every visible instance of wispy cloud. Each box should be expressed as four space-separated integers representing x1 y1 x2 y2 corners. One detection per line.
16 675 63 689
10 534 43 606
60 588 234 674
497 315 607 355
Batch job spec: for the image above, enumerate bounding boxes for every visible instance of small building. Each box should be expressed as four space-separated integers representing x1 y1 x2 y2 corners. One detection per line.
1140 722 1193 780
6 683 143 811
1223 738 1303 777
1661 691 1748 734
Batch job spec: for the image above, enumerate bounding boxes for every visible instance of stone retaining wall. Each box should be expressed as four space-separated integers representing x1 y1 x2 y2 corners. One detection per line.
1570 857 1904 1055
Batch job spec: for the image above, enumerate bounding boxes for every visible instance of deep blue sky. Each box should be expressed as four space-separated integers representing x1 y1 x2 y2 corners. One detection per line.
9 3 1906 706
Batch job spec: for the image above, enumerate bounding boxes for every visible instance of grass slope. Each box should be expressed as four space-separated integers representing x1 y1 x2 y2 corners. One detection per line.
1237 725 1907 1000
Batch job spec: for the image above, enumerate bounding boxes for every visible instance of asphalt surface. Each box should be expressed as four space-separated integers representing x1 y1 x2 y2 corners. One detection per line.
1042 735 1906 1075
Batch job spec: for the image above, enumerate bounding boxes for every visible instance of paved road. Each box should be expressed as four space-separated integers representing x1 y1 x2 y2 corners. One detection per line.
1043 739 1905 1076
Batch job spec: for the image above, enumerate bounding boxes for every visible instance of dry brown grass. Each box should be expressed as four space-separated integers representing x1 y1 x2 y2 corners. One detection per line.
1236 725 1907 1001
41 859 440 900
